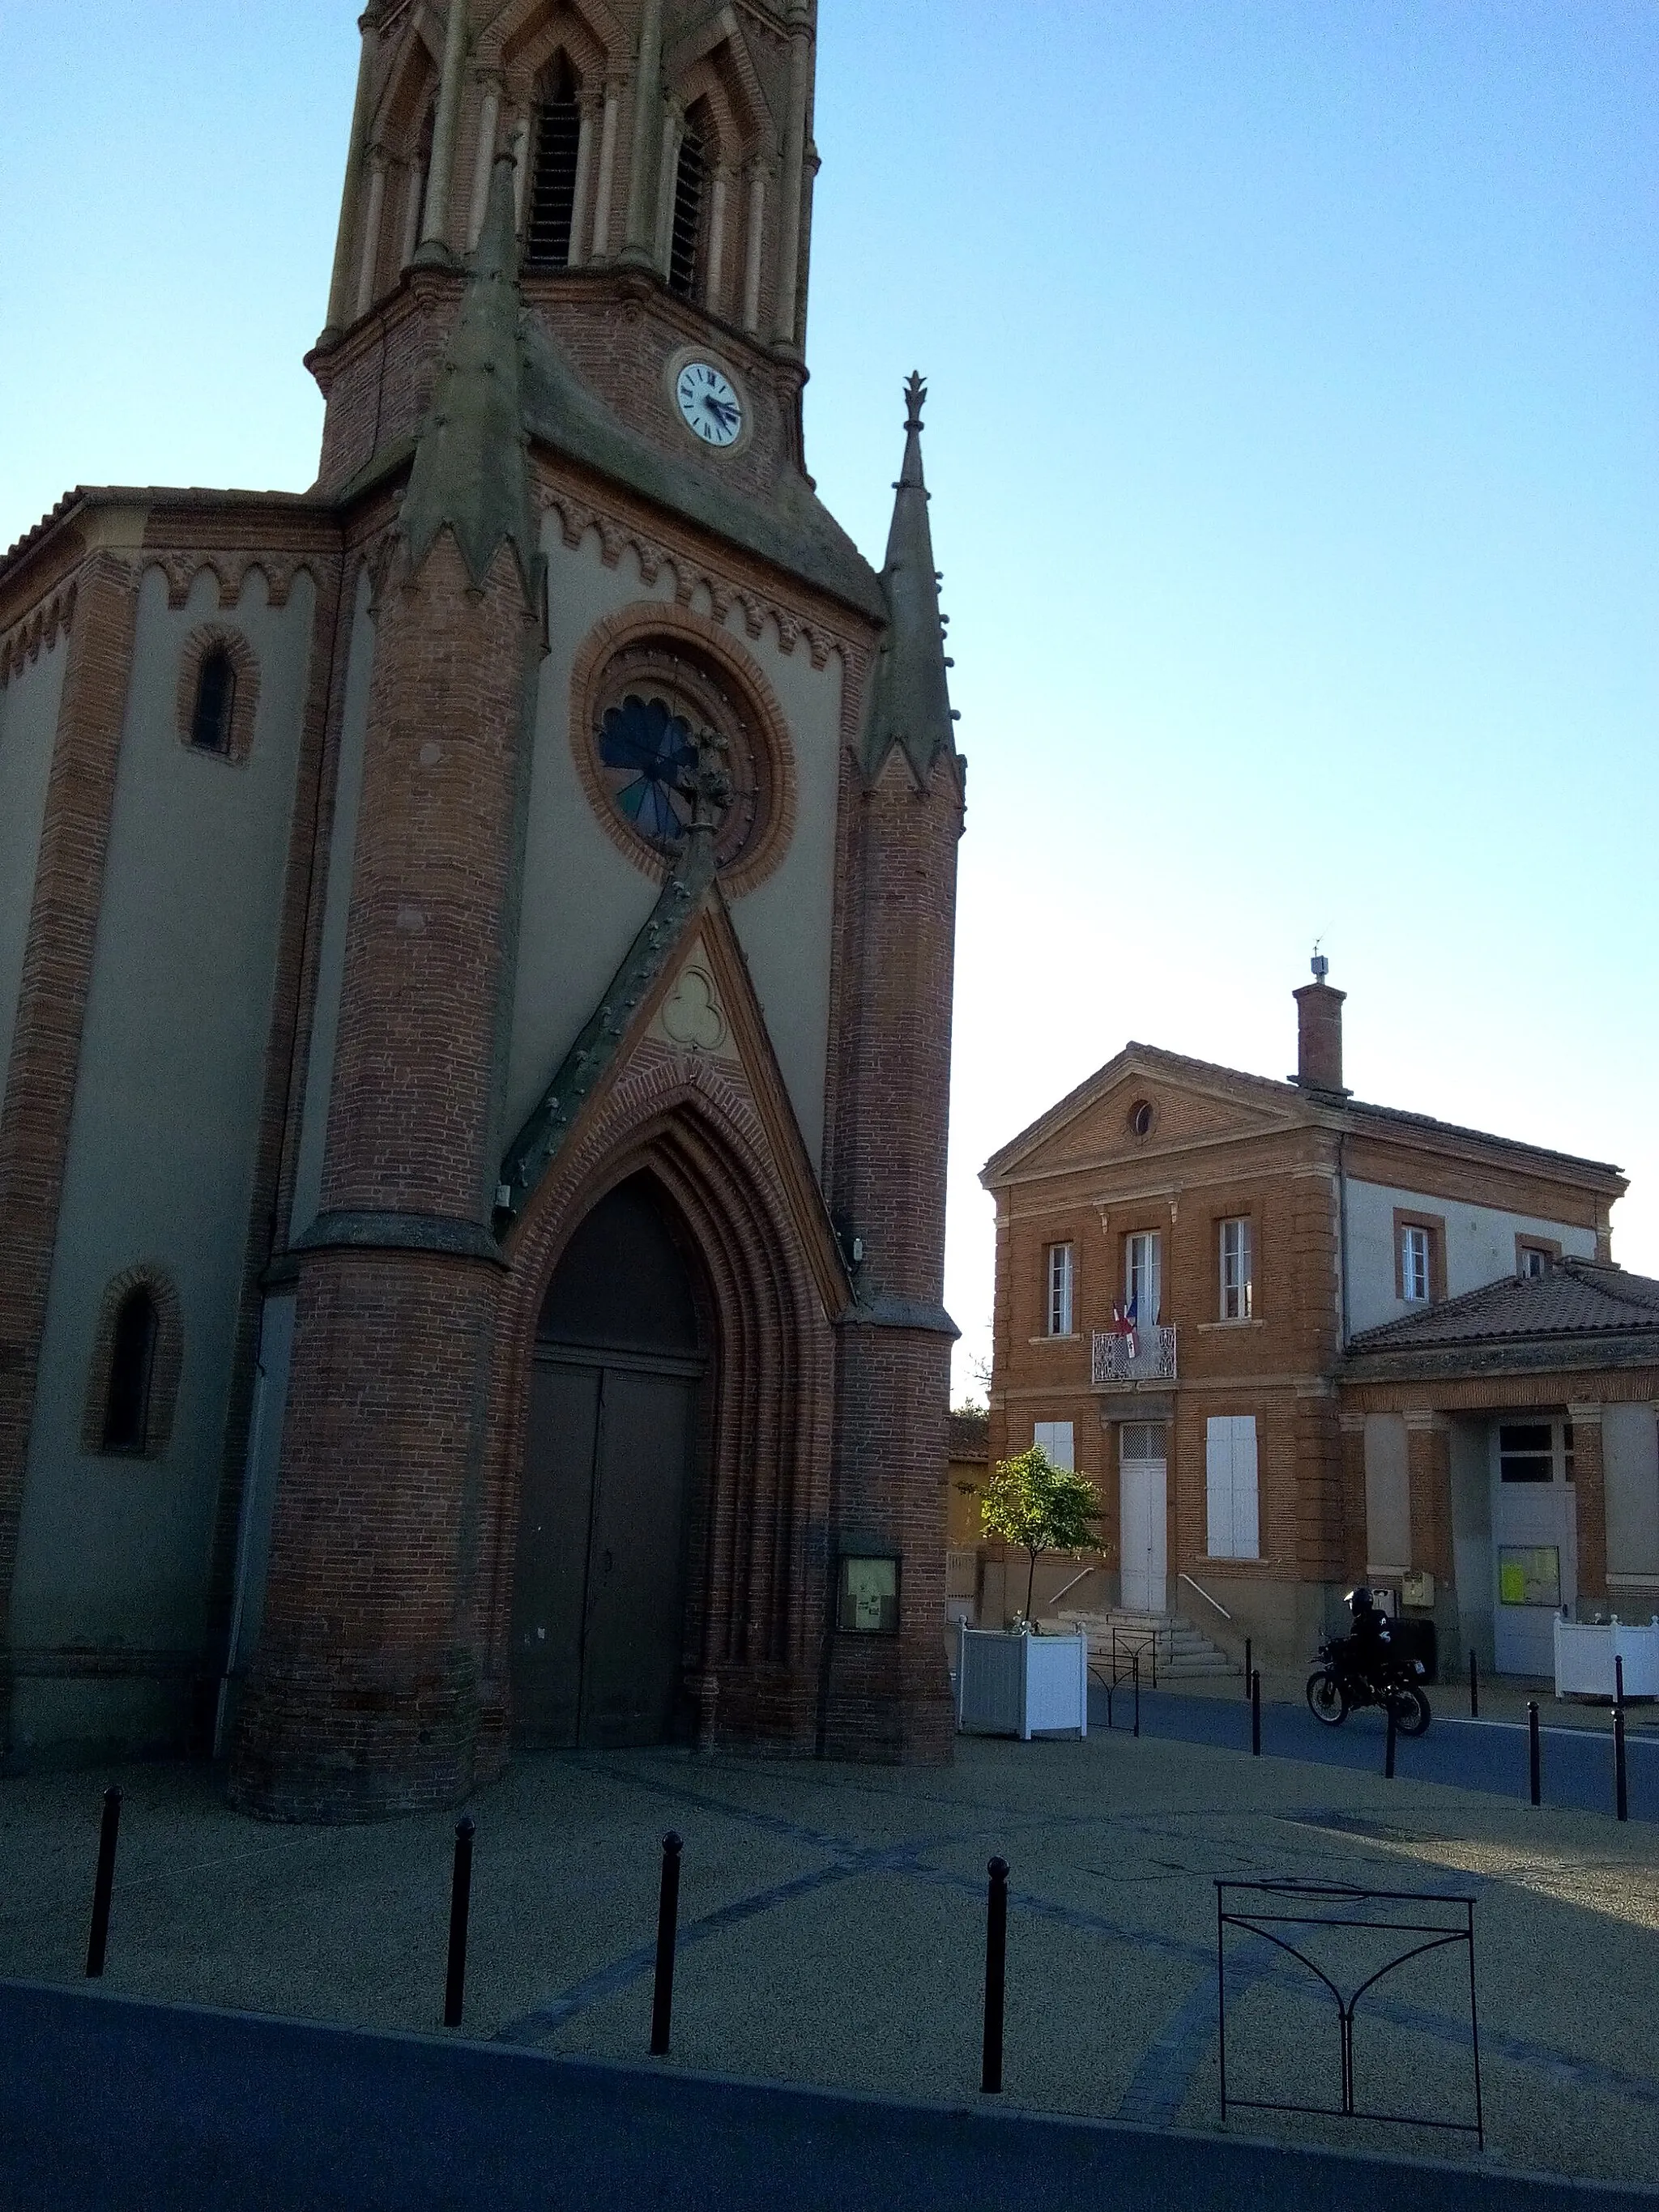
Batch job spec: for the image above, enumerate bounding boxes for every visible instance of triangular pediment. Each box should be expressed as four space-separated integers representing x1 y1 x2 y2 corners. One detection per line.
500 850 849 1318
982 1046 1307 1187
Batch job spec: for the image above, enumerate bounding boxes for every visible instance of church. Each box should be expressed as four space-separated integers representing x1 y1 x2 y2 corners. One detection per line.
0 0 963 1818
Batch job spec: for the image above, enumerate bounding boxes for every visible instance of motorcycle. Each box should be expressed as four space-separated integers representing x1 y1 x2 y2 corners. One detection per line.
1306 1628 1431 1735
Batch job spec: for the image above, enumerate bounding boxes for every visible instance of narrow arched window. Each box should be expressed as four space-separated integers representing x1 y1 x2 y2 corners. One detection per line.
668 127 707 298
190 649 236 755
102 1287 159 1454
526 62 582 268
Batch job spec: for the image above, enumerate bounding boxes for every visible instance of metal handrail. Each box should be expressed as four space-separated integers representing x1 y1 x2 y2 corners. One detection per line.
1179 1571 1233 1622
1044 1563 1102 1614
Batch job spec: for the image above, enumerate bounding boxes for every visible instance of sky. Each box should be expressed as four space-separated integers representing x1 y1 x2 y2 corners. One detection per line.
2 2 1655 1404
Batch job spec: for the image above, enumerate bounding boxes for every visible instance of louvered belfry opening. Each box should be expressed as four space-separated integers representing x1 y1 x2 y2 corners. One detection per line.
526 61 582 268
667 128 706 297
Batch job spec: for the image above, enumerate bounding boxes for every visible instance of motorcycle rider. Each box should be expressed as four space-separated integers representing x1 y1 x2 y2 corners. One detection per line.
1346 1586 1391 1674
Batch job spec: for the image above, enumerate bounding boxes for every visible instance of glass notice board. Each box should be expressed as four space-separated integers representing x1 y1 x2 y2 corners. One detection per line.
1499 1545 1560 1609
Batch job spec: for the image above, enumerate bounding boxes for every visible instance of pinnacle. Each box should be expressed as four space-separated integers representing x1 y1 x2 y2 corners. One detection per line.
397 152 539 600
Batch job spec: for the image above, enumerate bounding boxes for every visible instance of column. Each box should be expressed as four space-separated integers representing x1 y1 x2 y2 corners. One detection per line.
1337 1411 1368 1583
654 102 683 274
770 10 811 343
416 0 471 260
621 0 665 262
590 79 622 259
566 92 599 266
466 73 503 249
705 165 731 309
353 151 388 318
1569 1402 1607 1603
322 6 383 339
399 151 426 269
510 111 531 233
1403 1409 1453 1587
741 163 767 333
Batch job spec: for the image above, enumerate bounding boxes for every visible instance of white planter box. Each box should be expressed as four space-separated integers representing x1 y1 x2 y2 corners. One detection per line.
955 1626 1089 1740
1554 1615 1659 1699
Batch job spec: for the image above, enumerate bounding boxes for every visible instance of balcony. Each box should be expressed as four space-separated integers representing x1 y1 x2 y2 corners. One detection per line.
1091 1325 1179 1392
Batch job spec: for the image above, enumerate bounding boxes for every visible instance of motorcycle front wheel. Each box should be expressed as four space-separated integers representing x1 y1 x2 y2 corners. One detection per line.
1388 1683 1431 1737
1307 1670 1348 1726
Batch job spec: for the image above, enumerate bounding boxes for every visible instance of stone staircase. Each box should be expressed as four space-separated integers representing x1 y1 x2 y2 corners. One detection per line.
1051 1606 1240 1684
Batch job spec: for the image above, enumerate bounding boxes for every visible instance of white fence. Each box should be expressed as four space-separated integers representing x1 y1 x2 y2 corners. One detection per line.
955 1625 1089 1740
1555 1615 1659 1698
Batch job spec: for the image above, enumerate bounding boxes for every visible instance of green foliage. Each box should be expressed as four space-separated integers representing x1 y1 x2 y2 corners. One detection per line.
980 1447 1102 1622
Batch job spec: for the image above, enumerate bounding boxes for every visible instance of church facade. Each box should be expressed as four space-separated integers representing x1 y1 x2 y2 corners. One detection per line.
0 0 963 1818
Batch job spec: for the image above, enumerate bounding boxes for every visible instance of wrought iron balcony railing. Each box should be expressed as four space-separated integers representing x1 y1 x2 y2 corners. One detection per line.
1091 1325 1178 1389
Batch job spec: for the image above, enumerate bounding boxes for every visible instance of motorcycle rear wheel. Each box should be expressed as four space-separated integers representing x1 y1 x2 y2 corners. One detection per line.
1307 1670 1348 1726
1388 1683 1431 1737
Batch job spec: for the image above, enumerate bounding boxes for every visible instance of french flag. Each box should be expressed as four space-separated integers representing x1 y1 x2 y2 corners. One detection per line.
1112 1293 1139 1361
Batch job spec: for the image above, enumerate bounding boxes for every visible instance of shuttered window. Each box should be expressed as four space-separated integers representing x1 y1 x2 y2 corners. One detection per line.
1125 1230 1160 1322
1219 1218 1252 1319
1033 1421 1074 1472
1047 1242 1074 1336
526 77 582 267
1205 1414 1260 1559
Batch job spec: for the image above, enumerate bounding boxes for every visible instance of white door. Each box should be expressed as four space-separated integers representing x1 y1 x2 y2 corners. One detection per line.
1120 1425 1167 1614
1491 1419 1576 1675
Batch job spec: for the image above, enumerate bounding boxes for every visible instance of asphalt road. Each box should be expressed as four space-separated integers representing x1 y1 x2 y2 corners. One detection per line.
5 1980 1656 2212
1090 1683 1659 1820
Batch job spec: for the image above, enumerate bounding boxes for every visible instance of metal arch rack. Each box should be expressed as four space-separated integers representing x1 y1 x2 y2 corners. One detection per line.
1215 1878 1482 2147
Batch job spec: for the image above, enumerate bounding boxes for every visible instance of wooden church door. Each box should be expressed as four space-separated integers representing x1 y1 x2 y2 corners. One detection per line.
511 1178 705 1749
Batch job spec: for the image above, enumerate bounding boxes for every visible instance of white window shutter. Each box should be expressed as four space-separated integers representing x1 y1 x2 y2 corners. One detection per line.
1034 1420 1075 1472
1233 1415 1260 1559
1206 1417 1233 1558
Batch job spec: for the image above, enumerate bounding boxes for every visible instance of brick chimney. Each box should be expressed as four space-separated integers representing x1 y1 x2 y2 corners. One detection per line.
1292 954 1350 1096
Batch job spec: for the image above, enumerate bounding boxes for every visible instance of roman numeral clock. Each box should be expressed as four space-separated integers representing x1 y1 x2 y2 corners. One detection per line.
673 359 746 449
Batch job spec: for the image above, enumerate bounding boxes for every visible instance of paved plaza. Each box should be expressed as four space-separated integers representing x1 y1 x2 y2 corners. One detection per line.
2 1703 1658 2197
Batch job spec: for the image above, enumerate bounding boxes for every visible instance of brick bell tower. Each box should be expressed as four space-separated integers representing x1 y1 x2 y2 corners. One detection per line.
224 0 963 1818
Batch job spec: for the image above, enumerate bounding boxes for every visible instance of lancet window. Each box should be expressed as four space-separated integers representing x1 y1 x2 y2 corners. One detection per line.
667 124 708 298
525 61 582 268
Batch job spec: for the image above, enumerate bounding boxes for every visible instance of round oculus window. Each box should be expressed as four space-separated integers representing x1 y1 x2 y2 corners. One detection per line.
591 644 770 876
1129 1099 1155 1139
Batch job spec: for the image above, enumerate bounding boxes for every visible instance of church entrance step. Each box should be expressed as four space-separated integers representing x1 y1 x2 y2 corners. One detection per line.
1051 1607 1241 1681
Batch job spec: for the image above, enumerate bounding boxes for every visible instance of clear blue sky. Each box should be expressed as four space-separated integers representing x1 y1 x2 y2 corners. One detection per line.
4 2 1655 1403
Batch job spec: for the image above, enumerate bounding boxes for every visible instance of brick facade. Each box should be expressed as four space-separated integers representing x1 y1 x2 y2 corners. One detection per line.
982 986 1639 1673
0 4 965 1806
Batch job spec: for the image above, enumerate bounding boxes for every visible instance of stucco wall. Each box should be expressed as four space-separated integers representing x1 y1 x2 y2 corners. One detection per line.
505 520 843 1174
1604 1402 1659 1583
289 567 376 1240
1346 1178 1598 1336
0 631 68 1086
1363 1412 1410 1571
11 565 313 1751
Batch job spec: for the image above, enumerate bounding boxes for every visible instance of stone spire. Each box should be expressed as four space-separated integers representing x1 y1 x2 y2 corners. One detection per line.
861 374 957 783
398 153 538 599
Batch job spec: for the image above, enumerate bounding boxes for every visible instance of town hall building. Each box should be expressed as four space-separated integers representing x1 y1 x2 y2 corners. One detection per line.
0 0 963 1818
982 966 1659 1677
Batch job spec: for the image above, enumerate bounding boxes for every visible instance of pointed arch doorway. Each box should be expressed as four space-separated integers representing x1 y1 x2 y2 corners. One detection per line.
510 1174 706 1750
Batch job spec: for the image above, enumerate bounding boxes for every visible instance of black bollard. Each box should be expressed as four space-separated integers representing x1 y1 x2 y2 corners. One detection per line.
84 1786 122 1979
1614 1706 1628 1824
1469 1648 1479 1720
1132 1649 1141 1740
1384 1701 1397 1780
981 1856 1009 2095
1615 1653 1626 1711
442 1815 476 2028
1528 1700 1541 1807
1243 1639 1252 1699
650 1832 683 2056
1251 1669 1261 1757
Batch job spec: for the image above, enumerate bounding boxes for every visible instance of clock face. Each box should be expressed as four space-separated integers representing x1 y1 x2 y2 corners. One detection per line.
675 362 744 449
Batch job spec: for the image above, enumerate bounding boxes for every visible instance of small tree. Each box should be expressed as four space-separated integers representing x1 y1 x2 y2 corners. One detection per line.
980 1447 1102 1627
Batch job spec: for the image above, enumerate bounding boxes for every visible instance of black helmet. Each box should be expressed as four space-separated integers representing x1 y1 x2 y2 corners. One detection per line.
1346 1586 1376 1613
